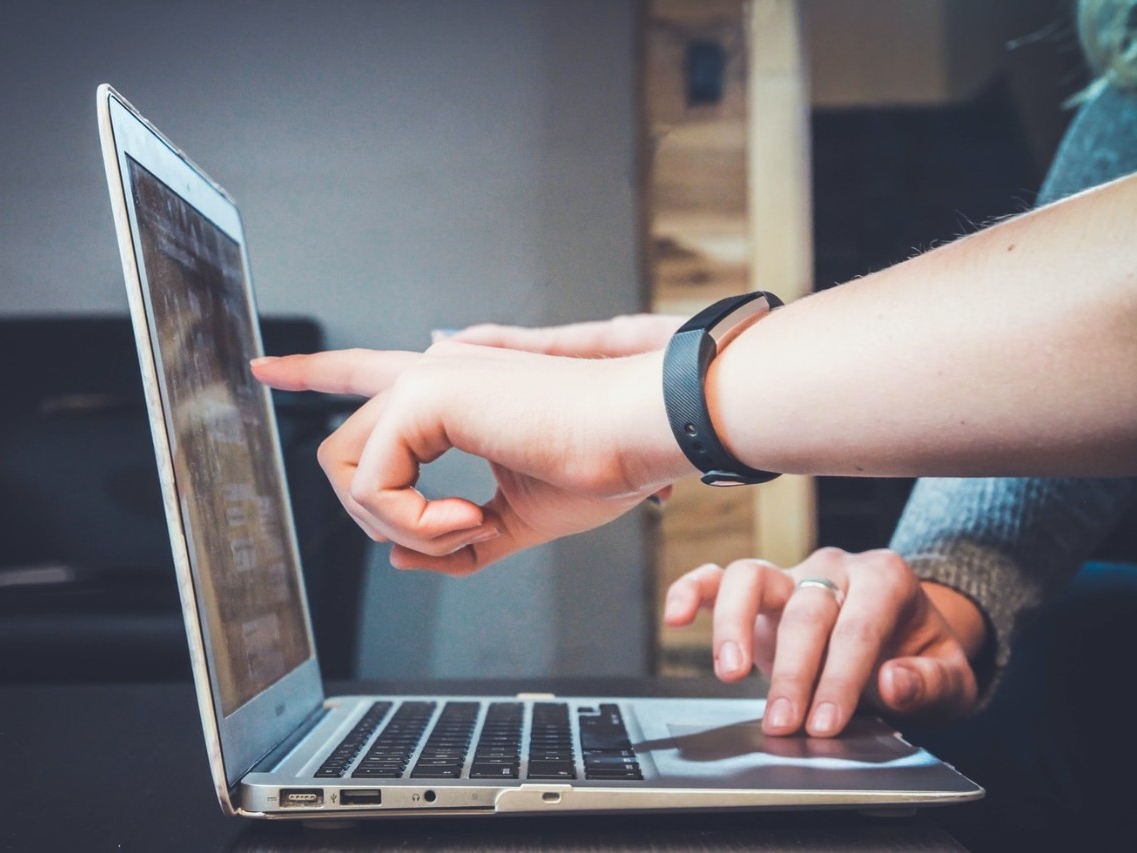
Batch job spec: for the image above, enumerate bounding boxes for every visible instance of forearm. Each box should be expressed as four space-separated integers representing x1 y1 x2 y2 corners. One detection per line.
703 172 1137 478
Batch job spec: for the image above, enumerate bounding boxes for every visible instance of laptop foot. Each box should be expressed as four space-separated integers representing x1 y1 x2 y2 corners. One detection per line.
302 819 361 831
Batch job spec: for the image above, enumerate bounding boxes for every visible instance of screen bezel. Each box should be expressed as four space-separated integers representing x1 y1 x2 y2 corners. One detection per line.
98 85 323 800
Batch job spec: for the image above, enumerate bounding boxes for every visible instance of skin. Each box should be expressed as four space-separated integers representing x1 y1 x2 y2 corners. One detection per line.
443 316 990 735
251 169 1137 736
663 550 986 736
448 320 991 735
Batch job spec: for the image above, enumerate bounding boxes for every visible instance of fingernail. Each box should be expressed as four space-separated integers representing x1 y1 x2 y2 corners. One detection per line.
717 641 743 675
444 528 501 555
468 526 502 545
810 702 838 735
249 356 278 367
430 328 460 344
766 696 794 729
888 665 919 707
388 552 421 571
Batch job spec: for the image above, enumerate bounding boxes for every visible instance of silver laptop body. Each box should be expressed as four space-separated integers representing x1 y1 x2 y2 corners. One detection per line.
96 83 983 820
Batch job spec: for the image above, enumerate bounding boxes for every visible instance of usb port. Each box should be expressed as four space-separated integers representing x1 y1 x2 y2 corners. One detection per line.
279 788 323 807
341 788 382 806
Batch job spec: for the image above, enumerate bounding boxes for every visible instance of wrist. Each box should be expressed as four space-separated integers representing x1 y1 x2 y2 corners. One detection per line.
662 292 783 485
610 350 698 491
921 581 989 661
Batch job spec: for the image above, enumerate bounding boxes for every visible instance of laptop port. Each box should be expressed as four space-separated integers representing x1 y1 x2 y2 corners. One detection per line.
340 789 382 806
279 788 323 808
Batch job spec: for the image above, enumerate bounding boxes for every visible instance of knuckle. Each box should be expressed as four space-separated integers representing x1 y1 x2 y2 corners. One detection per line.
721 559 756 580
868 549 918 591
812 546 847 563
424 338 463 358
315 435 340 473
689 563 724 584
347 478 373 507
728 557 774 573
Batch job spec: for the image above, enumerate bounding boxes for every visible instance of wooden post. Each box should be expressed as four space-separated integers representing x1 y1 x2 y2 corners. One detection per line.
746 0 817 567
641 0 816 673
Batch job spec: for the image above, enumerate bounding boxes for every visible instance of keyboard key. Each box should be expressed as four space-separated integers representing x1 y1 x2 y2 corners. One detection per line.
578 703 642 781
410 701 479 779
470 762 520 779
352 701 436 779
315 701 393 778
585 767 644 780
527 759 577 780
526 703 577 780
472 702 524 780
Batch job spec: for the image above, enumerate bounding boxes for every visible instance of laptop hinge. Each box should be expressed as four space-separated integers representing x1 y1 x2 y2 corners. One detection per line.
249 704 330 774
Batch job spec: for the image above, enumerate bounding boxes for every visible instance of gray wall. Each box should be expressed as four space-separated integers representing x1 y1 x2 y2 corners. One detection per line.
0 0 651 678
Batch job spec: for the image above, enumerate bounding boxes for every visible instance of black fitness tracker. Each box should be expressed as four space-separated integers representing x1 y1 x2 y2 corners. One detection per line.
662 291 784 486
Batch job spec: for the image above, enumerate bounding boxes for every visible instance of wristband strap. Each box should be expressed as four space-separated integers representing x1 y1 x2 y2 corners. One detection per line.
662 291 783 486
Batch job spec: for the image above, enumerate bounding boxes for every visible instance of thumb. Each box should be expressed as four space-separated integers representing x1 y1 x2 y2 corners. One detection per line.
877 654 978 718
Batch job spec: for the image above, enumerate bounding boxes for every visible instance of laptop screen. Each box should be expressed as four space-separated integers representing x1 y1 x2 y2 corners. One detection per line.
127 157 311 716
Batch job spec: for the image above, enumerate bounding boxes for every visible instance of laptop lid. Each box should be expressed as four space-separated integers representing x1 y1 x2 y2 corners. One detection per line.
97 84 324 807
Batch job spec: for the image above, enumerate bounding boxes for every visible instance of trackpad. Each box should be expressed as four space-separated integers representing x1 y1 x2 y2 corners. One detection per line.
665 716 916 764
641 717 931 784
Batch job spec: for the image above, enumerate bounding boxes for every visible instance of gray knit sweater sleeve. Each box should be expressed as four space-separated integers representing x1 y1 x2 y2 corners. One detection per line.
891 478 1136 677
889 82 1137 686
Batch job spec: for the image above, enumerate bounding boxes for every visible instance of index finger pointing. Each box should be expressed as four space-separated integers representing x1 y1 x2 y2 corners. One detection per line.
250 349 420 397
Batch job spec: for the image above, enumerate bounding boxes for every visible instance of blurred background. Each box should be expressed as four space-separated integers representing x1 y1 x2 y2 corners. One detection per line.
0 0 648 683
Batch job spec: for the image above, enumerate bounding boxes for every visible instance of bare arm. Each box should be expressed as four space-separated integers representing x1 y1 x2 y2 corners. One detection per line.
699 171 1137 481
253 172 1137 575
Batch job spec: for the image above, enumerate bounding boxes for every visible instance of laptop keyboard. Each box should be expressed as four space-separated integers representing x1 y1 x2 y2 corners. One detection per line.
411 701 480 779
468 700 524 779
315 700 642 782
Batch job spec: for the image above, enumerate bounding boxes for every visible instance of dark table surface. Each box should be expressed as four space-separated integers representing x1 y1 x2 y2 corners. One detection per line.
0 677 967 852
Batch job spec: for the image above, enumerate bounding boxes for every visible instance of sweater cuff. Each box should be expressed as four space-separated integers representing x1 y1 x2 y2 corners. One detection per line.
905 543 1045 708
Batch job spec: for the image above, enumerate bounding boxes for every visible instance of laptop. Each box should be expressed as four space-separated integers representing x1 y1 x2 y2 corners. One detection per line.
96 83 983 820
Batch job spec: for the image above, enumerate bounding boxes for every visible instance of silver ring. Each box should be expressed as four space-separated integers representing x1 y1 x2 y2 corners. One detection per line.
795 577 845 608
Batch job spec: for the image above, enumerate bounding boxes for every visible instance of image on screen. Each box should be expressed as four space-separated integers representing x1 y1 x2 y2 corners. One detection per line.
128 158 311 716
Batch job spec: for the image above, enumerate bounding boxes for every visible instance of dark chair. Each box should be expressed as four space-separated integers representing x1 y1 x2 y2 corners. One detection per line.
0 315 369 682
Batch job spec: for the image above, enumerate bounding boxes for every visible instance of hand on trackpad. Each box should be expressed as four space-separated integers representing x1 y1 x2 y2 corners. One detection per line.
660 717 917 764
